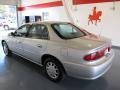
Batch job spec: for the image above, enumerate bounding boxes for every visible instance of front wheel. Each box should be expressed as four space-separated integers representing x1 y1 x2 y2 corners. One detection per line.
44 58 65 82
2 41 12 56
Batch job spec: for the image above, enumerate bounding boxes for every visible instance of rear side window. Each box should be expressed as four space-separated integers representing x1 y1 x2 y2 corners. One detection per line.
27 24 49 40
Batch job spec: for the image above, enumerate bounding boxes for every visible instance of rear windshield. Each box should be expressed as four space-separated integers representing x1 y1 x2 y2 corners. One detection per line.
51 23 86 39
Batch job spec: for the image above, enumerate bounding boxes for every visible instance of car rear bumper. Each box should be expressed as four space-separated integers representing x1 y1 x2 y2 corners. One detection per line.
63 50 114 80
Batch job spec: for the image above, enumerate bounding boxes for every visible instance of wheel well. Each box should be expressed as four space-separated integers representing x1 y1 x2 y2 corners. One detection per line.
41 54 66 74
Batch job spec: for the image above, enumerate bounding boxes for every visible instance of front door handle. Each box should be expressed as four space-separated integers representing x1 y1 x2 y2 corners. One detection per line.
37 44 42 48
18 41 22 43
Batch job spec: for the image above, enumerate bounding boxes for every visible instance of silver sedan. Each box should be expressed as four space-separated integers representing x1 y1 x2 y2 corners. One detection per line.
1 21 114 82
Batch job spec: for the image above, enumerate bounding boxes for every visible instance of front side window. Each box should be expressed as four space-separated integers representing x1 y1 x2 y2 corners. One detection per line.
14 24 31 37
27 24 49 40
51 23 86 39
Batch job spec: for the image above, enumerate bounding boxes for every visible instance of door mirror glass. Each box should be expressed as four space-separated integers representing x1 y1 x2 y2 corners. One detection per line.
11 32 15 36
9 32 15 36
9 31 22 37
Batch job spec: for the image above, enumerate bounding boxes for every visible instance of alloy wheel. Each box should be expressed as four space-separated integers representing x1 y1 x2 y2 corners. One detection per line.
46 61 60 79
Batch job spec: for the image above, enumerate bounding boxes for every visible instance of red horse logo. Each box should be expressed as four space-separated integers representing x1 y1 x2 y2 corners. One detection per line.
88 7 102 25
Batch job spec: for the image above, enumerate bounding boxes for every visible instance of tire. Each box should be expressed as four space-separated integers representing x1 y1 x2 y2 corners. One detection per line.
44 57 64 82
4 25 9 30
2 41 12 56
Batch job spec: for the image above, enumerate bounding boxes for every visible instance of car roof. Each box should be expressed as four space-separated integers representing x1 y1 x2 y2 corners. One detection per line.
24 21 70 25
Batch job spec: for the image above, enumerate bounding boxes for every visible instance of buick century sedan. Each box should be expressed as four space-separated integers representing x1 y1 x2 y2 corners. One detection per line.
1 21 114 82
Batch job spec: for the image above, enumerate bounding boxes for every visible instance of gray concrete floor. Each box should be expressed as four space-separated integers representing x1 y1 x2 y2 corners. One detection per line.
0 44 120 90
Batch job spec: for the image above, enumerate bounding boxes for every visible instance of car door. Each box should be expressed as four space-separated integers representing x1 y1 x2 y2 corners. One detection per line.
22 24 49 63
8 24 31 55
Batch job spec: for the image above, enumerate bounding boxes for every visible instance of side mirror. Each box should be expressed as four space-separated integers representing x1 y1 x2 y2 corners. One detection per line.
9 32 15 36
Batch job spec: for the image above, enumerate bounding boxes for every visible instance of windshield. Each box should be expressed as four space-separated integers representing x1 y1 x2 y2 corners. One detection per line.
51 23 86 39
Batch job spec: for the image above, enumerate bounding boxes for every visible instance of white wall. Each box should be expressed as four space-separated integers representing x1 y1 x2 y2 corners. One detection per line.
22 7 69 22
71 2 120 46
21 0 61 6
19 0 120 46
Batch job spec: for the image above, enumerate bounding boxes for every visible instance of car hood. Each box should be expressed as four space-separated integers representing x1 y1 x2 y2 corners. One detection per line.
67 35 111 50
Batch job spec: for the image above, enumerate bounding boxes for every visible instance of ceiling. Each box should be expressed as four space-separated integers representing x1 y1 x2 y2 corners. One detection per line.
0 0 18 5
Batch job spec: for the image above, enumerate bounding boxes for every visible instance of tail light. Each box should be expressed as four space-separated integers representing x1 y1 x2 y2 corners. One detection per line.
84 47 111 61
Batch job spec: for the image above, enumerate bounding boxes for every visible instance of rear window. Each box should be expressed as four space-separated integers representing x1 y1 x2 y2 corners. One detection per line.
51 23 86 39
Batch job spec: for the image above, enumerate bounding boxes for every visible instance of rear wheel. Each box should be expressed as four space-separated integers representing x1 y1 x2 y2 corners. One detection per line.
2 41 12 56
44 57 65 82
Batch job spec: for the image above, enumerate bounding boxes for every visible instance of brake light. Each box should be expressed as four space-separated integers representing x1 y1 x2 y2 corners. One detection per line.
84 47 110 61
